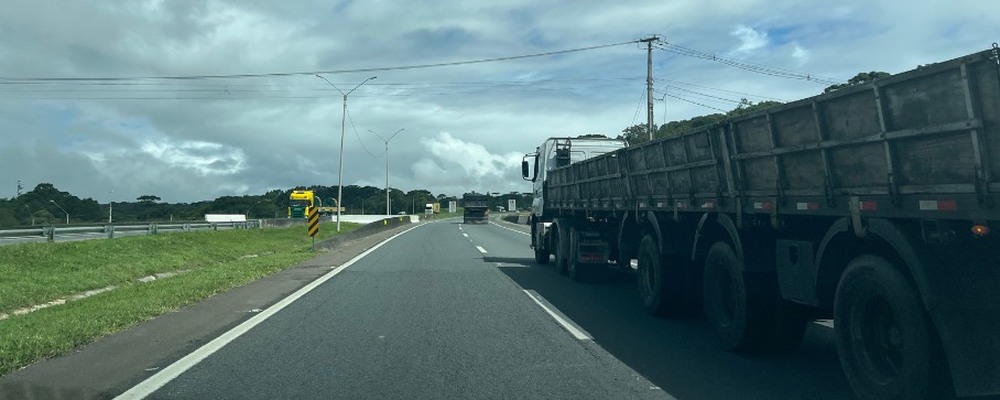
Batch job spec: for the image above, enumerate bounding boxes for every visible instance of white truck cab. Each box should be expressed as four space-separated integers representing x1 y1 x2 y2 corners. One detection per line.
521 135 627 218
521 135 627 265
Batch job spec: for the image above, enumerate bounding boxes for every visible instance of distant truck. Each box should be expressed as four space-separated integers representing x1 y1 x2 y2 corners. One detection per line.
315 197 344 215
462 192 490 224
522 48 1000 399
425 203 441 214
288 190 315 218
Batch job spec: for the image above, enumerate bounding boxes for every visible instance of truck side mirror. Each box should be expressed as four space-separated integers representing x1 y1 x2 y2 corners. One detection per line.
521 153 537 182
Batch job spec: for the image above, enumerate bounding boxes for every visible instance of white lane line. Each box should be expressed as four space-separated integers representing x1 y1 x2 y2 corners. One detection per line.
814 319 834 329
523 290 593 340
462 233 469 238
115 224 425 399
475 245 488 254
490 221 530 236
496 262 528 268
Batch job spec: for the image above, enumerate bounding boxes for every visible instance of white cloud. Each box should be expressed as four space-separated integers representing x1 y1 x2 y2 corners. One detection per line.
731 25 769 53
413 132 524 194
2 0 998 202
140 140 246 176
791 44 810 66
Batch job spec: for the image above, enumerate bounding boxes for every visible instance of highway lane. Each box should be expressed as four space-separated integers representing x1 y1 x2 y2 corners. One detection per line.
471 219 855 400
134 220 669 399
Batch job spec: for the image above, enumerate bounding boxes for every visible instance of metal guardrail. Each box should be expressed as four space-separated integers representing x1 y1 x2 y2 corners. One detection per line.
0 220 262 243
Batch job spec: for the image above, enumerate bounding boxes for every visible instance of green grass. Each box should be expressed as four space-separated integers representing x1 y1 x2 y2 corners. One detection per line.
0 222 357 376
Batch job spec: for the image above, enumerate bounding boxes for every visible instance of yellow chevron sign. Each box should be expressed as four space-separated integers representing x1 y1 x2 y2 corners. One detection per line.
307 207 319 237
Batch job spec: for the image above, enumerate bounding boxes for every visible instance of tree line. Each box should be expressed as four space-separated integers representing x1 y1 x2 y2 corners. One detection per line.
0 183 531 228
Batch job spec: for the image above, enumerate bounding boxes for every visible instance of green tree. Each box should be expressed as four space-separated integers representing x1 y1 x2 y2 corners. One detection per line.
618 124 656 144
824 71 891 93
0 203 18 227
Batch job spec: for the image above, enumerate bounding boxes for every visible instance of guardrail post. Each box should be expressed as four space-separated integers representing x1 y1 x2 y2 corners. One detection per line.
151 223 158 235
212 223 218 231
107 224 115 239
45 226 54 242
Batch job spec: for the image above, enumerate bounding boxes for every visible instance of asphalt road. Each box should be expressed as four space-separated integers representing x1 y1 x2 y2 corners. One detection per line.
131 220 669 400
113 218 853 399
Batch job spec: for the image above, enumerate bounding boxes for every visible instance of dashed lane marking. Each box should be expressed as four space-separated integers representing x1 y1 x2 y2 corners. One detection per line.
489 221 530 236
475 245 488 254
814 319 834 329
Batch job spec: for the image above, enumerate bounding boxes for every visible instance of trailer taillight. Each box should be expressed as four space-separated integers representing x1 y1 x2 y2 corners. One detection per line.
971 224 990 237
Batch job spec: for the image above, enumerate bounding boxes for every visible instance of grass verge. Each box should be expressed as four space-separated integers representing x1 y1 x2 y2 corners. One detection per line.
0 222 357 376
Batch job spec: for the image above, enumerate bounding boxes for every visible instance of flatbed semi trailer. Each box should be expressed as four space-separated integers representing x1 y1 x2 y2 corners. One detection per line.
522 47 1000 399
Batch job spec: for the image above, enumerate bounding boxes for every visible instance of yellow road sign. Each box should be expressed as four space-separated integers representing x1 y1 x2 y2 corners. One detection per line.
307 207 319 237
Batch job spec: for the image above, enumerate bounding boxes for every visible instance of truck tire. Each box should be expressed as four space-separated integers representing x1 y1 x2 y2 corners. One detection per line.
567 227 606 283
534 245 550 265
702 242 807 353
834 255 951 400
554 223 570 275
703 242 754 350
636 235 688 316
532 222 551 265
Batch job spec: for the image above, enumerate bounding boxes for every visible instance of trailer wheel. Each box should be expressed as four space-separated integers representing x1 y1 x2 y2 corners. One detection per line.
636 235 687 316
703 242 754 350
702 241 807 353
834 255 950 400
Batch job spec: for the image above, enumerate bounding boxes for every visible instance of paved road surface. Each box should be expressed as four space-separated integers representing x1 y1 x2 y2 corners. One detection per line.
10 218 853 399
132 220 669 399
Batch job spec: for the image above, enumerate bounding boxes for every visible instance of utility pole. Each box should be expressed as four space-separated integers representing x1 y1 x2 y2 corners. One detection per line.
639 36 659 141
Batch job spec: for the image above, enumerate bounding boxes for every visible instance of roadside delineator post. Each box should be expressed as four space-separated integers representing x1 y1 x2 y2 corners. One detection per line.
307 207 320 250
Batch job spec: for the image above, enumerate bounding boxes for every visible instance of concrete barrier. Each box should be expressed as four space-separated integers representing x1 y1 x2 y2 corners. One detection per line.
315 216 415 251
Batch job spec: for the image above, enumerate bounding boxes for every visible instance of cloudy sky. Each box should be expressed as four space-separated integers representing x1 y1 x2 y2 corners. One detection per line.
2 0 998 203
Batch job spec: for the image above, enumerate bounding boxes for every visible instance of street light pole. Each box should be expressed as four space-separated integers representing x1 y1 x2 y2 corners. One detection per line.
316 74 377 232
368 128 404 216
24 205 34 226
108 189 113 223
246 200 262 218
49 200 69 224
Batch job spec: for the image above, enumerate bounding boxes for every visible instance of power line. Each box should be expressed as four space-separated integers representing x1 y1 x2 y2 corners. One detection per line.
660 79 786 102
656 86 743 105
630 88 647 127
0 40 639 82
656 42 844 86
663 93 729 113
345 108 382 158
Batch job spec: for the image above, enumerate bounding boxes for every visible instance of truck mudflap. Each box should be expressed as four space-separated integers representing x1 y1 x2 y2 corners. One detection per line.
867 219 1000 396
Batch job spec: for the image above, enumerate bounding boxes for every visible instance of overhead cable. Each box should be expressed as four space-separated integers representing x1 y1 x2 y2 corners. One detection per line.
656 42 844 86
0 40 638 82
